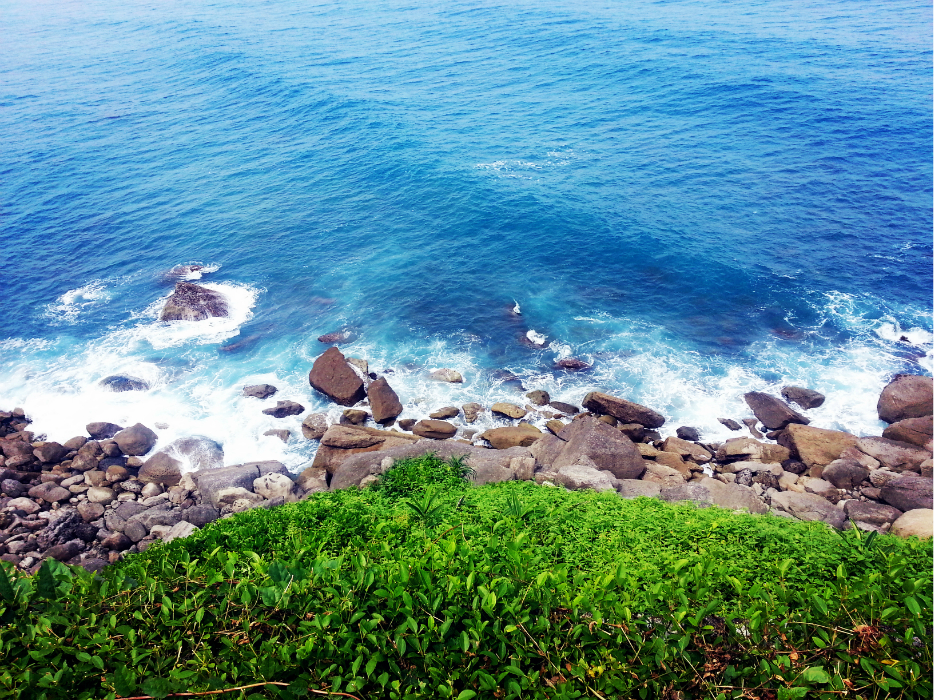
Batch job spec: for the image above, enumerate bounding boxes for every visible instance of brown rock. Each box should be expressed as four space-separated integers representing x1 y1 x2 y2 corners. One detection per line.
412 420 457 440
308 347 367 406
890 509 933 539
718 418 743 431
821 459 869 491
856 437 931 473
661 436 711 463
781 424 858 468
320 425 384 449
526 390 550 406
554 358 591 371
368 378 403 424
32 442 67 464
398 419 416 431
429 407 460 420
491 403 527 420
880 475 933 511
882 415 933 450
581 392 664 428
462 403 483 423
549 401 579 415
301 413 328 440
653 451 693 478
546 420 565 436
877 374 933 424
544 415 646 480
844 501 902 528
113 423 158 456
479 425 542 449
743 392 809 430
27 482 70 503
341 409 369 425
160 281 228 321
138 451 183 487
243 384 277 399
780 386 825 410
262 401 305 418
86 422 123 440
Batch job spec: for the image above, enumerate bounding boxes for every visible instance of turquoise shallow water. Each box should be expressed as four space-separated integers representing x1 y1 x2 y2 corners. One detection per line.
1 0 931 468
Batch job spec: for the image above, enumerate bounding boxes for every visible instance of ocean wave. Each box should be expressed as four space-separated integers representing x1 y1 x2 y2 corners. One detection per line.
43 281 111 325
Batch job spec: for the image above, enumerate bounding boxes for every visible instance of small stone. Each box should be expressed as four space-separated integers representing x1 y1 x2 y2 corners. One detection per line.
718 418 742 431
263 429 290 442
429 407 460 420
412 420 457 440
301 413 328 440
243 384 278 399
87 487 116 505
263 401 305 418
429 368 463 383
491 403 527 420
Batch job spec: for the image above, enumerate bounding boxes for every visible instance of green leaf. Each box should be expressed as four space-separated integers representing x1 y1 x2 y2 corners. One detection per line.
0 565 14 602
141 677 172 699
456 691 477 700
35 561 58 600
904 596 921 616
802 666 830 684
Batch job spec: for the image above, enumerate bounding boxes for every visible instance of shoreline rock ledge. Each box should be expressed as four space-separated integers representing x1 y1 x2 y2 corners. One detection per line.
160 282 228 321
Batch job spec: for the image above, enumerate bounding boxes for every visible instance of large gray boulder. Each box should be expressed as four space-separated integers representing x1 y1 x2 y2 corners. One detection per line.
617 480 662 499
113 423 158 456
531 415 645 480
253 473 301 503
890 509 933 539
743 392 809 430
844 501 902 531
770 491 846 529
882 416 933 450
138 452 183 487
877 374 933 424
308 347 367 406
879 475 933 512
581 392 665 428
192 461 289 507
160 282 228 321
368 378 403 424
821 459 870 491
780 386 825 410
554 462 618 492
856 437 930 473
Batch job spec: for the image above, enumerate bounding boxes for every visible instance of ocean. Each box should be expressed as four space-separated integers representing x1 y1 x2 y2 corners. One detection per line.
1 0 931 471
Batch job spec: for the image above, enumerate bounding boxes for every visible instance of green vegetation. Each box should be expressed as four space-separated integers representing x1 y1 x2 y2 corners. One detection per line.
1 455 931 699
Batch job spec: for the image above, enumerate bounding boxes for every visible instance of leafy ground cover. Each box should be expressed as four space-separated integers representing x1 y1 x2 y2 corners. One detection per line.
1 455 931 699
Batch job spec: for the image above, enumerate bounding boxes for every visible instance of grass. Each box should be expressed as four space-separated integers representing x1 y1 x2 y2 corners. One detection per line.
0 455 930 699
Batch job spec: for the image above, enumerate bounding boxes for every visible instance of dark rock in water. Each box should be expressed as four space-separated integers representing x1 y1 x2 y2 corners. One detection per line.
526 390 550 406
262 401 305 418
219 334 261 354
164 264 205 280
718 418 742 431
412 420 457 440
368 378 403 424
676 426 700 442
264 429 290 443
317 329 356 345
100 375 150 392
113 423 158 456
341 409 369 425
780 386 825 410
743 392 809 431
398 419 416 431
429 406 460 420
742 418 763 439
160 282 228 321
582 392 665 429
243 384 277 399
554 358 591 371
877 374 934 424
308 347 367 406
87 422 124 440
549 401 579 415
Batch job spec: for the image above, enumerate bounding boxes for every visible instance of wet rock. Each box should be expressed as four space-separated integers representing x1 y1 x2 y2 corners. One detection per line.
770 491 846 529
160 281 229 321
856 437 930 473
100 375 150 392
546 420 565 436
301 413 328 440
429 407 460 420
526 390 550 406
491 403 527 420
781 424 859 468
479 425 542 449
86 422 123 440
802 478 840 504
718 418 743 431
554 358 591 371
412 420 457 440
882 415 933 450
263 400 305 418
317 329 356 345
138 452 183 487
1 479 25 497
429 368 463 383
877 374 933 424
879 475 933 512
308 347 367 406
890 509 933 539
263 429 290 442
780 386 825 410
581 392 665 429
462 403 483 424
549 401 579 415
368 378 403 424
675 426 700 442
821 459 869 491
398 419 416 431
743 392 809 430
243 384 277 399
113 423 158 456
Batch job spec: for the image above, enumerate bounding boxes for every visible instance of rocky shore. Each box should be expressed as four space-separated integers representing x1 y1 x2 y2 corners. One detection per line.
2 341 932 575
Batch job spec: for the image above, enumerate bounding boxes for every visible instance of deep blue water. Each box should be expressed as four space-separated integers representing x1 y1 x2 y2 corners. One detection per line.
1 0 931 468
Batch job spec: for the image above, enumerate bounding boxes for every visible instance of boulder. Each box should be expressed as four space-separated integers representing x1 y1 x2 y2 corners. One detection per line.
877 374 933 424
718 418 743 431
138 452 183 487
253 473 300 503
479 425 542 449
879 475 933 512
113 423 158 456
127 507 182 532
659 483 714 507
160 281 228 321
86 422 123 440
675 426 700 442
549 401 579 415
87 486 116 505
317 329 355 344
308 347 367 406
182 504 220 527
100 375 149 392
780 386 826 410
77 502 105 522
43 541 84 562
554 358 591 371
660 437 711 463
856 437 931 473
412 420 457 440
192 461 289 507
882 416 933 450
296 466 329 493
617 480 662 499
770 491 846 529
821 459 870 491
546 420 565 436
429 407 459 420
32 442 67 464
320 425 384 449
462 403 483 423
264 429 290 442
429 369 463 383
262 400 305 418
802 478 840 504
27 482 70 503
243 384 277 399
37 510 84 549
581 392 665 428
777 424 858 468
368 378 403 424
101 532 133 551
532 415 645 480
301 413 328 440
844 501 903 529
743 392 809 430
162 521 198 543
491 403 527 420
340 409 368 425
526 390 550 406
163 436 224 472
312 426 418 474
7 497 41 514
716 437 790 464
890 509 933 539
554 462 617 492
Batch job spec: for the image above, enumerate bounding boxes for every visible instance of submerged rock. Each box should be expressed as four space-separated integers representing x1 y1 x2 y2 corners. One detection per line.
429 368 463 383
262 401 305 418
780 386 825 410
554 358 591 371
243 384 277 399
160 282 228 322
100 375 150 392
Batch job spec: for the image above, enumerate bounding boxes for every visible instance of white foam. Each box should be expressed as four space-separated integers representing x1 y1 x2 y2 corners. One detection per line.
526 329 547 346
43 281 110 324
167 262 221 281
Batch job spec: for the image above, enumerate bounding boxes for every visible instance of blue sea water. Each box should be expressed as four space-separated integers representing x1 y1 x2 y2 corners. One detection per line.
1 0 931 469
